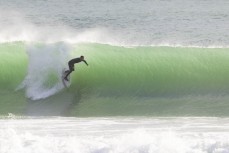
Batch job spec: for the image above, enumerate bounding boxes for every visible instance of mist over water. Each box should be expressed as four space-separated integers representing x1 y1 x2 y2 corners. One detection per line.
1 0 229 46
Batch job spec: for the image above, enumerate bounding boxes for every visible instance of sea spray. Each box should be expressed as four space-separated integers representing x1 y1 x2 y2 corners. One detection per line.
17 43 70 100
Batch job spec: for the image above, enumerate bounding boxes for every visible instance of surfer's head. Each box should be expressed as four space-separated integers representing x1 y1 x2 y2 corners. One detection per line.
80 56 84 60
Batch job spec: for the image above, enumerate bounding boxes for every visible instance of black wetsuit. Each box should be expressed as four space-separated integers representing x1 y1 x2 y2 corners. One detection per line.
68 58 88 72
64 57 88 80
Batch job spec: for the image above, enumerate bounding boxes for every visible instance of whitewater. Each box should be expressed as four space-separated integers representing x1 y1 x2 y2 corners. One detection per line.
1 0 229 152
1 117 229 153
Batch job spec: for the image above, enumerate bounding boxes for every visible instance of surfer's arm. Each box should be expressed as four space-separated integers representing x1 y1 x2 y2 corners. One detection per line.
83 60 89 66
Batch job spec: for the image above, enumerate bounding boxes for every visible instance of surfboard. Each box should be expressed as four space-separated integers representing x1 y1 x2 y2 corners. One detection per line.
61 69 71 88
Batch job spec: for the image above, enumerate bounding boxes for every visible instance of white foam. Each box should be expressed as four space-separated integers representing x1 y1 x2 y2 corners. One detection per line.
17 43 70 100
1 117 229 153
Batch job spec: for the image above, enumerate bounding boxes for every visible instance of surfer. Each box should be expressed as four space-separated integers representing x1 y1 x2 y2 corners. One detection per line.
64 56 88 81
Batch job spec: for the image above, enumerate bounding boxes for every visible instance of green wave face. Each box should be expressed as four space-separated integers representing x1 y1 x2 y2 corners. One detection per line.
0 43 27 89
2 42 229 116
72 44 229 95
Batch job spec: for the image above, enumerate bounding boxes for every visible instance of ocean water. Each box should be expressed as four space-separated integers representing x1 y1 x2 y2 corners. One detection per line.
1 0 229 152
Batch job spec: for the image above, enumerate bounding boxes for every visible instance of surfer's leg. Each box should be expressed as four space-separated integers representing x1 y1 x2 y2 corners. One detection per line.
65 62 71 73
64 64 74 81
64 70 72 81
